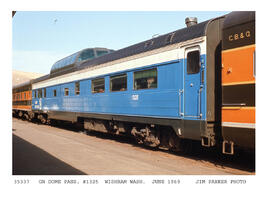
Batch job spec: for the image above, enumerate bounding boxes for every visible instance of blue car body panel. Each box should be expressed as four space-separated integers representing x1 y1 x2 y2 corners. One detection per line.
32 55 207 123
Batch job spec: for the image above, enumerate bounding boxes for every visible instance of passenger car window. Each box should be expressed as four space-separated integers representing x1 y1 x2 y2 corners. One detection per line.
187 50 200 74
43 88 46 98
53 89 57 97
75 82 80 95
110 74 127 92
134 68 157 90
92 78 105 93
38 89 42 98
64 88 69 96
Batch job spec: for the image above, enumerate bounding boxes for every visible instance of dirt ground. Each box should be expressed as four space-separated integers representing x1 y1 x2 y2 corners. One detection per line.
12 118 255 175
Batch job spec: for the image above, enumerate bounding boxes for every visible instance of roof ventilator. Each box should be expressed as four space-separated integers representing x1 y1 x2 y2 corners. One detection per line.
185 17 198 27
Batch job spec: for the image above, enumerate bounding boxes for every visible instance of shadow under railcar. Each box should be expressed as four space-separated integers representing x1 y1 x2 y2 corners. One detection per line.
48 120 255 173
12 134 86 175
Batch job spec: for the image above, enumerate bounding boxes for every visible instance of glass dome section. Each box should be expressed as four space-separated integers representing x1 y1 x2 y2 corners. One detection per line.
51 52 80 71
50 48 114 75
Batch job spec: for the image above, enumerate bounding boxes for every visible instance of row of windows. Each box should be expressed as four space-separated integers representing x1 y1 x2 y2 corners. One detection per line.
90 68 157 94
34 68 157 98
91 68 157 93
13 92 31 101
34 89 46 98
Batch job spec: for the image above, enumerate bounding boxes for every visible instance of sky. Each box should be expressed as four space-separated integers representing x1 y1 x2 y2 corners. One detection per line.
12 11 229 74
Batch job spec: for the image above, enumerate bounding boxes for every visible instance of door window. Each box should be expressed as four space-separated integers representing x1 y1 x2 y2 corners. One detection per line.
187 50 200 74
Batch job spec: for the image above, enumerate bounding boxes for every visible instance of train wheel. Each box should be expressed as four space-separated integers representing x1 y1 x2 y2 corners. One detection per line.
18 111 23 118
166 129 193 154
37 114 47 124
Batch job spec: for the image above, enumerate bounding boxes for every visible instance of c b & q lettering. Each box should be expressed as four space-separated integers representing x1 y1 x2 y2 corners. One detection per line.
228 30 251 41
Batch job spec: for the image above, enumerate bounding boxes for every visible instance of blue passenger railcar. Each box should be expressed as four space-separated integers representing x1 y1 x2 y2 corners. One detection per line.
31 17 224 151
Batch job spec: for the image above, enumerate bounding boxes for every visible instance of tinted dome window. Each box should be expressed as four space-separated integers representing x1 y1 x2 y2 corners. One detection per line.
51 52 79 70
96 50 109 57
77 49 95 62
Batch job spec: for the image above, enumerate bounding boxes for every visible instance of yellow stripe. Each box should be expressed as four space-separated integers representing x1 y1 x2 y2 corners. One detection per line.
222 122 255 129
222 80 255 86
222 44 255 53
222 107 255 110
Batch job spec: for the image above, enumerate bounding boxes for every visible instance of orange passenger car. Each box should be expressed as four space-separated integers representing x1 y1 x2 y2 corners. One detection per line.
221 11 255 154
12 81 32 118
